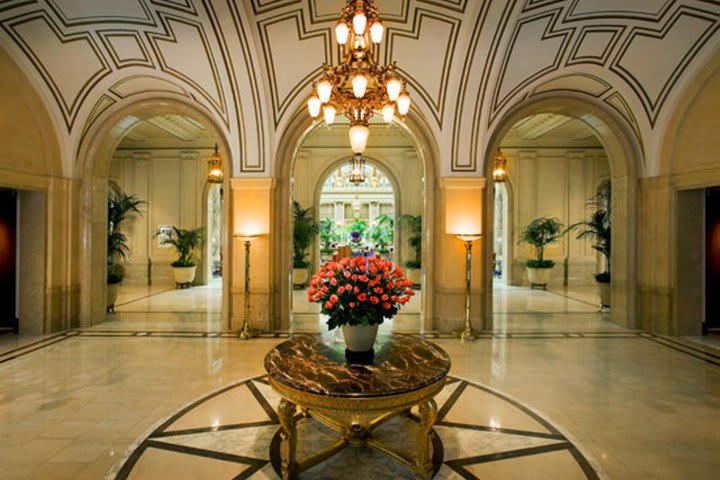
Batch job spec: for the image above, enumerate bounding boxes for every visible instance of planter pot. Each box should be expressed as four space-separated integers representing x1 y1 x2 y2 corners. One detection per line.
598 282 610 308
173 266 197 287
526 266 552 289
342 323 380 352
107 283 120 312
292 268 309 288
406 267 422 286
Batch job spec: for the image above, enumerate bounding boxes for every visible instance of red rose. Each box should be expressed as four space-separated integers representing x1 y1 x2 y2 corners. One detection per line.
383 302 392 310
321 286 329 293
399 296 409 304
330 294 339 303
337 286 345 294
325 301 334 309
358 293 367 302
370 296 380 305
343 270 351 279
359 275 368 282
349 302 356 309
352 274 358 281
391 295 399 302
374 287 383 294
330 278 337 286
354 286 360 294
368 281 376 288
381 294 389 301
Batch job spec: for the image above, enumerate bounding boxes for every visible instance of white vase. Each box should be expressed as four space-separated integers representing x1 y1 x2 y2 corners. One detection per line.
406 267 422 286
342 323 380 352
173 266 197 285
292 268 308 287
526 266 552 288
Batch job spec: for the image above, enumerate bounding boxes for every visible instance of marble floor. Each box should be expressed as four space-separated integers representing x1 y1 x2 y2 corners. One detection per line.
0 328 718 479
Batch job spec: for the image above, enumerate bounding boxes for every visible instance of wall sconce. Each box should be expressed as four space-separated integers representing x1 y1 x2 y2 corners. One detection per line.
207 144 224 184
492 149 507 183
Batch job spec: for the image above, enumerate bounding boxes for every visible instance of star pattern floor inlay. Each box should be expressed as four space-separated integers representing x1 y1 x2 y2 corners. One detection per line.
110 375 602 479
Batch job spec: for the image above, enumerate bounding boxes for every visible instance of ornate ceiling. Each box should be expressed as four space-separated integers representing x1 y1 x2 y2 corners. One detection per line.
0 0 717 178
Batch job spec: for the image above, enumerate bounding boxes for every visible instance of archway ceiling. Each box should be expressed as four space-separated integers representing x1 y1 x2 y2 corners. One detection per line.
117 114 216 149
0 0 717 178
501 113 602 148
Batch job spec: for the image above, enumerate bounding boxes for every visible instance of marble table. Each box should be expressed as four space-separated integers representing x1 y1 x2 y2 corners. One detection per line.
264 334 451 480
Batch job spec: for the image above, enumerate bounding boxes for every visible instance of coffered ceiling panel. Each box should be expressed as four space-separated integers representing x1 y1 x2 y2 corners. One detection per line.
46 0 154 25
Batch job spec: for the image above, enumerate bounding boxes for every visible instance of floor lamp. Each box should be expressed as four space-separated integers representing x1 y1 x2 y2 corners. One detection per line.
456 234 482 341
236 234 259 340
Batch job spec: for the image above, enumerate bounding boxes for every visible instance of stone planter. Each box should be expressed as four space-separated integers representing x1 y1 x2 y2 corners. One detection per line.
173 266 197 287
598 281 610 308
107 282 120 312
342 323 380 352
405 267 422 286
292 268 309 288
526 266 552 289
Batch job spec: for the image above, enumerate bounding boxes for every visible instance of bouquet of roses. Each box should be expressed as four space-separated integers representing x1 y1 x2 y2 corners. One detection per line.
307 255 415 330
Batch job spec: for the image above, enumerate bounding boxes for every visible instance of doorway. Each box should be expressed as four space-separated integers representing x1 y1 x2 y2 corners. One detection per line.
706 187 720 334
0 189 17 334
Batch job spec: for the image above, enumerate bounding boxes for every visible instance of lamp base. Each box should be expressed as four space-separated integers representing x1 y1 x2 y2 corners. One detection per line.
459 328 477 342
239 326 254 340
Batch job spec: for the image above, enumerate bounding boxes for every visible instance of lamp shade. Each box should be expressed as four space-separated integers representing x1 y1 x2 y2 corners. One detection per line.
317 80 333 103
370 22 384 43
349 124 370 153
353 12 367 35
323 105 336 125
335 22 349 45
445 180 483 236
397 92 411 115
386 77 402 102
382 103 395 123
352 74 368 98
307 96 321 117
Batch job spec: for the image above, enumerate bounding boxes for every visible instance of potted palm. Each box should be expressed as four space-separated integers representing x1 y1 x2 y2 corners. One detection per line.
319 218 339 261
293 201 319 288
567 181 611 308
161 226 204 287
107 182 145 311
398 214 422 286
370 214 394 257
519 217 563 289
345 218 369 248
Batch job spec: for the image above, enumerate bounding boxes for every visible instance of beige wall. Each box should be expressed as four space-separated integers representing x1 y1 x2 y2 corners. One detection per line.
110 149 213 285
501 148 610 287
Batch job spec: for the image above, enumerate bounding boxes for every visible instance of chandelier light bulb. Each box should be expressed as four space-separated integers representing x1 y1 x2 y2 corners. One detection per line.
335 22 349 45
353 12 367 35
317 80 333 103
323 105 336 125
387 77 402 102
382 103 395 123
349 123 370 153
370 22 384 44
307 95 321 118
397 92 411 116
352 74 368 98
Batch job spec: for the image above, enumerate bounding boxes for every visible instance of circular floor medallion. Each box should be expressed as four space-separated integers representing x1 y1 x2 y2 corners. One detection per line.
110 375 602 479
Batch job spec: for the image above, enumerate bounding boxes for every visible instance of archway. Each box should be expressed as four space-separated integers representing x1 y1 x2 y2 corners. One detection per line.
482 94 641 331
77 95 234 330
273 109 440 332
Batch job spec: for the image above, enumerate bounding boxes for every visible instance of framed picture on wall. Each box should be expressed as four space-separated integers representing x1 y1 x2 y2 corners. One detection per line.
157 225 173 247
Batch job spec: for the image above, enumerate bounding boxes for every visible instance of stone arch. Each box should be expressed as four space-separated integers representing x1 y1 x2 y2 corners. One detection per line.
272 108 441 331
482 93 643 329
76 94 235 327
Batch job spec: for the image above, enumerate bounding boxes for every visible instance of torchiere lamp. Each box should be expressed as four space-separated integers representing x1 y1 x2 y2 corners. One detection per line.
235 234 259 340
456 234 482 341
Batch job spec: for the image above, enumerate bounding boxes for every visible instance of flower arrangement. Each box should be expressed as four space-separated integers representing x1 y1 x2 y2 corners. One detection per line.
308 255 415 330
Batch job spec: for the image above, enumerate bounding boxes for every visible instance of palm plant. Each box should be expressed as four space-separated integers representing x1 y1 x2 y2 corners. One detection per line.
397 214 422 269
293 201 319 269
107 182 145 283
566 180 611 281
319 218 340 253
161 226 204 267
370 214 394 252
519 217 563 268
345 218 369 244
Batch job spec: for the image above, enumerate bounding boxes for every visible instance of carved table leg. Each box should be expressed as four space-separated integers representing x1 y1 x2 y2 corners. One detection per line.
278 398 298 480
415 399 438 480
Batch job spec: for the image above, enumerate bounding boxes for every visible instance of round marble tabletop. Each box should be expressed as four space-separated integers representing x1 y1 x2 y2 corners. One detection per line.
264 334 451 398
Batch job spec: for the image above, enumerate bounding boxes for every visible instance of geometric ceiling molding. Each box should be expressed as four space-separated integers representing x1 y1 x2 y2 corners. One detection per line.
508 113 573 141
150 0 198 16
251 0 302 16
492 9 574 117
564 0 675 22
523 0 567 13
257 9 331 126
80 93 117 144
45 0 155 27
309 0 410 23
385 8 461 126
147 14 229 126
567 25 623 66
108 75 190 99
611 7 719 126
418 0 468 14
2 12 112 130
604 91 642 148
98 30 154 69
531 73 612 98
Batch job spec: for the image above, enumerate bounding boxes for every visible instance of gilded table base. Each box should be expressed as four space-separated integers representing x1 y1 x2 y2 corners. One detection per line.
268 378 445 479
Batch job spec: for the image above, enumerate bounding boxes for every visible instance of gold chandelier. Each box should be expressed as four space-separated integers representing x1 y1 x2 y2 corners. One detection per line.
207 144 224 184
307 0 411 154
